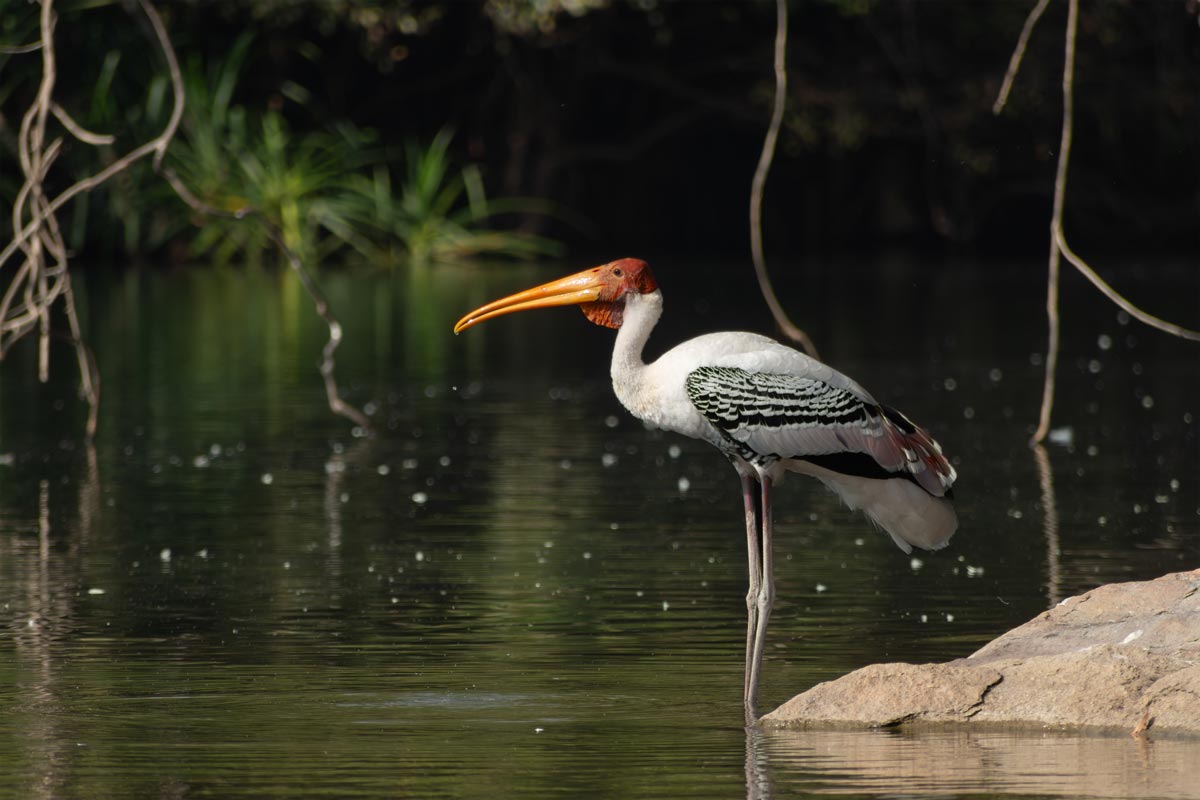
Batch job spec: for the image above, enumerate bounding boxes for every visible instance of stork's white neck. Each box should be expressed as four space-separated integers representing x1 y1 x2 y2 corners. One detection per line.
610 289 663 416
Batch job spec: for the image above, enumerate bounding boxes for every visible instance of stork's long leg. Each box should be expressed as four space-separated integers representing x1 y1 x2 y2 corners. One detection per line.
739 468 761 720
746 473 776 724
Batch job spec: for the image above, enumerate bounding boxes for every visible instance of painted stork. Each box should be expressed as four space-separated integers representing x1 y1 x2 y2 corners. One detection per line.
453 258 957 722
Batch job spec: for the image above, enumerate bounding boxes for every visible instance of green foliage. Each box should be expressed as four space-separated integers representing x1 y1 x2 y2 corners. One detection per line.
167 36 558 266
328 130 560 264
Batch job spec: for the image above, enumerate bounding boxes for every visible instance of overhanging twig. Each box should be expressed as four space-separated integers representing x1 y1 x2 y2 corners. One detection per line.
749 0 819 359
160 170 372 432
995 0 1199 444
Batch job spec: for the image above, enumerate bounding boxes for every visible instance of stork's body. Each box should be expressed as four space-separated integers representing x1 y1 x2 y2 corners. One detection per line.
455 259 958 723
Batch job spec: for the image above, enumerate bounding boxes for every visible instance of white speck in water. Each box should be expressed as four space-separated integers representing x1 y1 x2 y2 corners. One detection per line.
1098 515 1107 526
1170 478 1181 492
677 477 691 492
412 492 428 505
439 456 451 467
1029 352 1043 366
601 453 618 468
377 464 391 476
197 548 208 559
636 590 644 598
534 727 545 733
1141 395 1155 409
910 558 924 571
604 415 619 428
1048 427 1074 445
963 406 975 420
340 492 349 504
260 472 274 485
402 458 419 470
988 368 1003 383
559 459 572 470
415 551 425 562
1087 445 1099 457
87 588 105 596
582 552 592 560
966 565 985 577
1097 334 1113 351
159 548 172 562
1117 310 1130 326
1155 495 1169 505
609 522 619 531
662 601 670 611
192 455 210 468
1088 359 1102 374
815 583 827 593
943 377 957 391
920 614 928 623
668 445 681 459
283 561 291 569
854 538 864 546
946 613 955 622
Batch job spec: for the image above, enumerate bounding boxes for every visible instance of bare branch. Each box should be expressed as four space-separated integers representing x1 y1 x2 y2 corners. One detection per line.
1031 0 1073 445
1055 231 1200 341
0 0 186 439
160 169 372 432
993 0 1052 115
749 0 819 359
0 41 43 55
1030 0 1200 444
50 103 115 146
2 0 369 438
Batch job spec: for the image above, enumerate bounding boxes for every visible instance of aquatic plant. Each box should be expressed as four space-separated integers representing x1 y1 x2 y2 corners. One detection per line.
327 130 561 265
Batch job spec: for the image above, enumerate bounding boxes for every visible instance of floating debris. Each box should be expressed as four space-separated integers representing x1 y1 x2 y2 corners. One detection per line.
261 472 274 485
1047 427 1074 446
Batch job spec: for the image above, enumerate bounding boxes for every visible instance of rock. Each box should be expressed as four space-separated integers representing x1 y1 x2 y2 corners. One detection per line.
760 569 1200 737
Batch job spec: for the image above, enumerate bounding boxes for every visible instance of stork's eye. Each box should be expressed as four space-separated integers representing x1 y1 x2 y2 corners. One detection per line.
612 267 624 277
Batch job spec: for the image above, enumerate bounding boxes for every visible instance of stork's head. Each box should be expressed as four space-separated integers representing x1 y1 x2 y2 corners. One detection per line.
453 258 658 333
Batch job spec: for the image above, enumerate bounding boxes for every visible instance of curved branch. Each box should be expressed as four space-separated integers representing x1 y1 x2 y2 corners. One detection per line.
993 0 1052 115
749 0 819 359
160 169 372 432
1055 230 1200 341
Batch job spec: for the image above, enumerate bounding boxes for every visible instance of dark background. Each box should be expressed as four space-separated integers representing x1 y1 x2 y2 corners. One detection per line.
4 0 1199 261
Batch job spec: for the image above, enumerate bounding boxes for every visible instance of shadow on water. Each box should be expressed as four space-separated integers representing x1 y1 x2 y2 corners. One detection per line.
0 256 1196 797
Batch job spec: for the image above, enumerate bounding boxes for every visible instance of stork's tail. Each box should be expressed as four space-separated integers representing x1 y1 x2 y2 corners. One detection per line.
799 404 959 553
816 471 958 553
879 404 957 499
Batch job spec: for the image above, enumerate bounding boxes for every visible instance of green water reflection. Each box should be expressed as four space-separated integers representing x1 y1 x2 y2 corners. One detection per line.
0 259 1197 798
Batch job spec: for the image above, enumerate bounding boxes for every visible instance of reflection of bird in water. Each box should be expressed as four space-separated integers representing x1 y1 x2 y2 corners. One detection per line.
455 258 958 722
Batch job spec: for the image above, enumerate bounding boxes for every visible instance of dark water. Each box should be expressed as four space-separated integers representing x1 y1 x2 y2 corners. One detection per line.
0 257 1197 798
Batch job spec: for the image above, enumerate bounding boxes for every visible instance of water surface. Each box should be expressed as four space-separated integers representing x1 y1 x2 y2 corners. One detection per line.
0 257 1197 798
